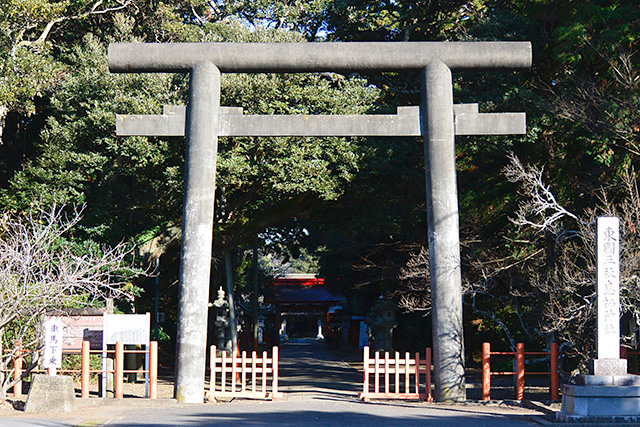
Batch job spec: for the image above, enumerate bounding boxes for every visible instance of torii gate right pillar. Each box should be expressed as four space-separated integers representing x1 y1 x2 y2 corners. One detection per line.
422 60 465 401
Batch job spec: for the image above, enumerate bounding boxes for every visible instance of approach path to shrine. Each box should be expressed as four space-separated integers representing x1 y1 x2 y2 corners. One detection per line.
0 340 547 426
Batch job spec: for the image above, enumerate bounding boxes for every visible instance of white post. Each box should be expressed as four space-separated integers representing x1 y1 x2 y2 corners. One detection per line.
43 319 63 377
145 343 150 398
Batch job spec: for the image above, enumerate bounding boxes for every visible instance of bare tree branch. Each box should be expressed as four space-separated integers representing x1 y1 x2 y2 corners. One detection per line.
11 0 133 55
503 152 587 234
0 204 142 398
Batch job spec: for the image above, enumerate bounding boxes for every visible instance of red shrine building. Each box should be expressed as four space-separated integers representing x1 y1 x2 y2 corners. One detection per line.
269 274 342 341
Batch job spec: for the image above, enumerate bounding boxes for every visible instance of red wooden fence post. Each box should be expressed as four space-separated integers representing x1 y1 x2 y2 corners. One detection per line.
362 346 370 398
13 346 22 397
621 345 629 359
115 342 124 399
550 342 559 400
272 346 279 397
149 341 158 399
384 351 390 394
81 340 90 398
221 350 227 393
516 343 525 401
426 347 433 401
210 345 217 394
482 342 490 400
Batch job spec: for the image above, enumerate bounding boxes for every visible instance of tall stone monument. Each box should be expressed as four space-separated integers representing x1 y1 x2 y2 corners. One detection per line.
110 41 531 403
594 216 626 375
558 217 640 422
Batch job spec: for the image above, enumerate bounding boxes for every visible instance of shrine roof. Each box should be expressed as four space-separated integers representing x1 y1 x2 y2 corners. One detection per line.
272 275 325 287
269 285 341 304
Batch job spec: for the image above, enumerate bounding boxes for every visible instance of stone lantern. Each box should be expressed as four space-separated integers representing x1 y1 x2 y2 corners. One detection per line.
367 295 397 352
211 287 229 350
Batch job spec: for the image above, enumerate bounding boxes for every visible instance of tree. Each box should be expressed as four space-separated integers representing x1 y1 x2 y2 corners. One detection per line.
326 0 486 42
539 0 640 171
0 0 138 188
215 66 380 253
210 0 333 41
0 204 140 398
500 154 640 371
304 0 537 324
0 0 384 341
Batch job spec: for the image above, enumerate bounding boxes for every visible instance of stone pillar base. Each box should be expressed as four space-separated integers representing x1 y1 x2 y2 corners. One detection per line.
557 375 640 423
24 374 78 413
590 358 627 376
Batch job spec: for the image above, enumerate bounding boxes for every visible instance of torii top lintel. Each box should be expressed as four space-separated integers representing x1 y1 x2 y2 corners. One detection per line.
108 42 532 74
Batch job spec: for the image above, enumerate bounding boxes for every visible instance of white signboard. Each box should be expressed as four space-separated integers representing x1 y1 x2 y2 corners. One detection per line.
596 216 620 359
43 319 64 370
101 313 151 398
103 313 150 345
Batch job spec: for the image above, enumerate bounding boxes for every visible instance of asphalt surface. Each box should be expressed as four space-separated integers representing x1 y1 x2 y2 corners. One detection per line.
0 339 548 426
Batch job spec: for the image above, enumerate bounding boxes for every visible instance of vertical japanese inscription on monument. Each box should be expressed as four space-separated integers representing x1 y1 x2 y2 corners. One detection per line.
596 216 620 359
43 318 64 371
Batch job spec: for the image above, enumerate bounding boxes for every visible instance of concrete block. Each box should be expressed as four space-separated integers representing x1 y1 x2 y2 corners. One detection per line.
24 374 78 413
576 374 640 386
590 358 627 376
563 383 640 398
559 380 640 421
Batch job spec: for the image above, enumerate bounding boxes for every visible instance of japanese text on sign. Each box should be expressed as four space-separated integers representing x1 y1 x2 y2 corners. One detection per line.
596 216 621 360
43 319 64 369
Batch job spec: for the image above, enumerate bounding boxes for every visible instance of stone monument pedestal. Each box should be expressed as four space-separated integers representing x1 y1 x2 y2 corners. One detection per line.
24 374 78 413
558 217 640 422
557 358 640 423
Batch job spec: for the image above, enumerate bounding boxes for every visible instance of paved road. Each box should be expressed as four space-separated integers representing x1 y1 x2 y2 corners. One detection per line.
0 399 545 427
0 340 548 426
278 338 363 401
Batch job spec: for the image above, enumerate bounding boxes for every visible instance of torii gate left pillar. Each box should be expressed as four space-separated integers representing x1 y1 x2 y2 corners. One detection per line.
422 60 465 400
174 61 220 403
109 41 531 403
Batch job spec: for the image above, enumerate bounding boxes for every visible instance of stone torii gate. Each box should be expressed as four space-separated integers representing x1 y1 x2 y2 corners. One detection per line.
109 41 532 403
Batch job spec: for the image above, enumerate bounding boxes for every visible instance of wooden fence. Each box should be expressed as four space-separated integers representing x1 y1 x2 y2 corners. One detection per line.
359 346 433 402
207 345 282 400
482 342 559 401
4 341 158 399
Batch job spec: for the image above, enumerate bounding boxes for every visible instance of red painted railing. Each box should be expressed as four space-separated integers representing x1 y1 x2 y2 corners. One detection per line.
207 345 282 400
482 342 559 401
359 346 433 402
5 341 158 399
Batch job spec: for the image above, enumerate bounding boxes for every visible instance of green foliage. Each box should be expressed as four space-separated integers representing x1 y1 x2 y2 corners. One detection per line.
1 34 183 241
0 49 62 115
60 353 102 382
326 0 488 41
152 325 171 342
212 0 332 40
